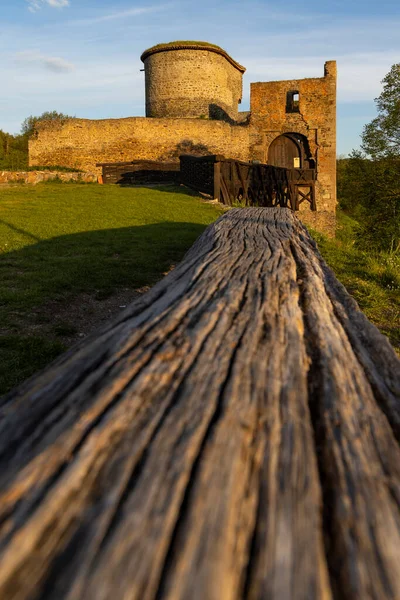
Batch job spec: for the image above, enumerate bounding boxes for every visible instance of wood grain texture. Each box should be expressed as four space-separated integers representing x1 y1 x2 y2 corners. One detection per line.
0 207 399 600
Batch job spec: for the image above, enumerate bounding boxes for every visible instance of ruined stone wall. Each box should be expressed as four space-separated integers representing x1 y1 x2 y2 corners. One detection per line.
249 61 337 213
29 117 250 174
0 170 97 184
143 47 244 121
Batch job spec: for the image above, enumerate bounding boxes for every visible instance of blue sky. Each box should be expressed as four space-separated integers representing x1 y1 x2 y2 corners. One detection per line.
1 0 399 155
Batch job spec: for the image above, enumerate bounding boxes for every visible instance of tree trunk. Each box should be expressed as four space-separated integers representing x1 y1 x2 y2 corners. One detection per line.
0 208 399 600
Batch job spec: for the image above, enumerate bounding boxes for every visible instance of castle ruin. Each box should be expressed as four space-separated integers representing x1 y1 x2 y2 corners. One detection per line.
29 41 336 227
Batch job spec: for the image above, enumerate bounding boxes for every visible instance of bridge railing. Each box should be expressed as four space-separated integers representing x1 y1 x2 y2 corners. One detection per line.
179 155 316 210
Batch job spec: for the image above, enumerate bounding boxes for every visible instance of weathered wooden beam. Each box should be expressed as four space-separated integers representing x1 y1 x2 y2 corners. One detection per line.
0 208 399 600
213 161 220 201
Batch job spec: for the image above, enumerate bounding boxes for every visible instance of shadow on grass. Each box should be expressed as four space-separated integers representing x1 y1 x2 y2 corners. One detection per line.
0 221 207 396
116 183 209 198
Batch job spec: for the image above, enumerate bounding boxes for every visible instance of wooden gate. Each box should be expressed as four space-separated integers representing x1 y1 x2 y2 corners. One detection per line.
216 160 294 208
268 134 301 169
179 155 317 210
289 168 317 210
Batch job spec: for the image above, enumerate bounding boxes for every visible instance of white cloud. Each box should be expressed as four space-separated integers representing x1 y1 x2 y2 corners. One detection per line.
15 50 74 73
27 0 70 12
69 4 172 26
241 51 395 104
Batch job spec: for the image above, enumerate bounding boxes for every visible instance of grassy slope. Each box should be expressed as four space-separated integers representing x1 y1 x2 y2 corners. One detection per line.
310 209 400 355
0 183 223 394
1 186 398 395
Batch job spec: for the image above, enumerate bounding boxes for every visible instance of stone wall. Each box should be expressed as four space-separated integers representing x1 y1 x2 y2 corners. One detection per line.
250 61 337 213
27 48 337 235
142 44 244 121
29 117 251 175
0 170 98 184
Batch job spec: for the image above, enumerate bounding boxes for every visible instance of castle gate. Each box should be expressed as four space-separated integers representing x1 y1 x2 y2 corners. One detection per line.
268 133 316 210
267 132 316 170
268 133 301 169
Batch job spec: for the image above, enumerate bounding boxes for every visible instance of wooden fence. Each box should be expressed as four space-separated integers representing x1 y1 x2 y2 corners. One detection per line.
179 154 218 196
97 160 180 185
97 156 316 212
1 208 399 599
180 155 317 210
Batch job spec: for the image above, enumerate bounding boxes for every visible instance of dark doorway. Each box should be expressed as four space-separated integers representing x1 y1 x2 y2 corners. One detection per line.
267 133 315 170
268 134 301 169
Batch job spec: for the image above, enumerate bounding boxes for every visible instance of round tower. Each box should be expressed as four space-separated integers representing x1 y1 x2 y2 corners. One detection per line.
140 41 245 121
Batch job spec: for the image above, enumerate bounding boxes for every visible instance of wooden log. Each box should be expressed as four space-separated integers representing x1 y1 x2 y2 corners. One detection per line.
0 208 399 600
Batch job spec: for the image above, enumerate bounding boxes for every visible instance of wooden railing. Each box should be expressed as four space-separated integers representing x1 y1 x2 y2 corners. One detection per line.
289 167 317 210
0 208 399 599
217 159 293 207
180 155 316 210
97 160 180 185
98 156 317 212
179 154 218 196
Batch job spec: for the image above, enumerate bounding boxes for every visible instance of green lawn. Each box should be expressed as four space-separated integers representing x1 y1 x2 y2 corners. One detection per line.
0 183 223 395
1 186 398 396
310 209 400 355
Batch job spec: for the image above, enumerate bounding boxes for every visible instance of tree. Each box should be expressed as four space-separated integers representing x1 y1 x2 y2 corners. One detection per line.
20 110 74 138
348 154 400 253
339 64 400 253
361 63 400 159
0 111 75 170
0 130 28 170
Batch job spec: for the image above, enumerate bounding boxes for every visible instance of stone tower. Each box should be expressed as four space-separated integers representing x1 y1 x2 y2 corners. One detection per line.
140 41 246 121
29 41 337 233
249 61 337 214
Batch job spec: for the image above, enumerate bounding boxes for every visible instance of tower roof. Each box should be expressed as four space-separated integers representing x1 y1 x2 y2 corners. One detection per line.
140 41 246 73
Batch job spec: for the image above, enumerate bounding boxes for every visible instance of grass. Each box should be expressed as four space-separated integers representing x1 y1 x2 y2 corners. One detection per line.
309 209 400 355
1 186 397 395
143 41 227 52
0 183 223 395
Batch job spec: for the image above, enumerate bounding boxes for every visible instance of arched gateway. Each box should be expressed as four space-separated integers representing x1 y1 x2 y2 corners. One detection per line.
267 133 315 170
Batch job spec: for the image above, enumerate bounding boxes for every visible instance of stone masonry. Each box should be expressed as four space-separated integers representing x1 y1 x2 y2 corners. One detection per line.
30 117 250 174
29 41 337 231
0 170 97 185
250 61 337 213
141 42 245 121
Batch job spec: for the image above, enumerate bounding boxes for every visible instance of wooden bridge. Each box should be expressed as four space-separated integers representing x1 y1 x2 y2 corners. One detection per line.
0 208 399 599
180 154 316 210
98 155 316 211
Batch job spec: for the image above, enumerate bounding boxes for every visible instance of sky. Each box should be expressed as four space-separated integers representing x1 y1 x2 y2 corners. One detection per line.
1 0 399 155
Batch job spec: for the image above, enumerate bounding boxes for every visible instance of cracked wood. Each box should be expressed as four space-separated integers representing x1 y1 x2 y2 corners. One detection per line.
0 208 399 600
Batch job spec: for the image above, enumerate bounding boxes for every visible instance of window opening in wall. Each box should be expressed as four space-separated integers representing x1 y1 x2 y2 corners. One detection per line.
286 91 300 113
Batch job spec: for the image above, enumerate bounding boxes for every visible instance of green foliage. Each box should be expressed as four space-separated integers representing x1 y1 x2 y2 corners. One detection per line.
144 41 227 53
337 63 400 254
337 153 400 253
361 63 400 159
0 111 75 171
0 129 29 170
20 110 74 138
309 210 400 355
